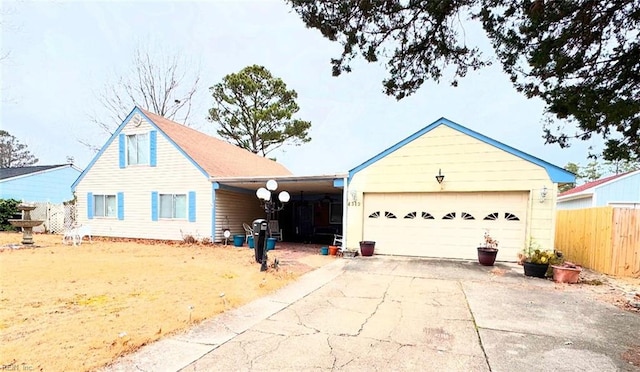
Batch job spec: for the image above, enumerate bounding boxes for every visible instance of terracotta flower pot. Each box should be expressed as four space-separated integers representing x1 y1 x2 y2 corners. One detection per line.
328 245 338 256
551 264 582 283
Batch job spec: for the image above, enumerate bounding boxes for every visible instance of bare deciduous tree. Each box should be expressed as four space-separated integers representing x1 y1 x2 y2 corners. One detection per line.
83 46 200 151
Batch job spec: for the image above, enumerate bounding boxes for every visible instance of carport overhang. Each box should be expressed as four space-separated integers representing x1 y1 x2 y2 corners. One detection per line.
210 174 349 245
210 174 348 195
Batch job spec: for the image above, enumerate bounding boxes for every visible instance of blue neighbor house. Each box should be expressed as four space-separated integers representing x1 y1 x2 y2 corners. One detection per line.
0 164 82 203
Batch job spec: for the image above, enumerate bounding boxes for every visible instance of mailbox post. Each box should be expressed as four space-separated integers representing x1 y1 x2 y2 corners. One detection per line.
252 219 268 264
255 180 290 272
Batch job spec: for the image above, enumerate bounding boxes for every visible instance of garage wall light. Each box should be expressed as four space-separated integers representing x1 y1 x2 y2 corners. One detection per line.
435 169 445 184
540 186 548 203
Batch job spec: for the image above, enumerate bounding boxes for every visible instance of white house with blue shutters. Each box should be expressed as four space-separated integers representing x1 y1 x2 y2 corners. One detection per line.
72 107 293 241
72 109 574 257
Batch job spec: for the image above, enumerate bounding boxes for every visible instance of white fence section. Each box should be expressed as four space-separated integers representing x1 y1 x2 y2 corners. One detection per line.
29 203 77 234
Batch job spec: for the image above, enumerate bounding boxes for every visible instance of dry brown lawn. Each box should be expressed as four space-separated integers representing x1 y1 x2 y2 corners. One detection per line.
0 232 334 371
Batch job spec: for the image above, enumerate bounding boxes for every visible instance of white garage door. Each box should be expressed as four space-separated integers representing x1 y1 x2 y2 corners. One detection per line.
362 192 528 261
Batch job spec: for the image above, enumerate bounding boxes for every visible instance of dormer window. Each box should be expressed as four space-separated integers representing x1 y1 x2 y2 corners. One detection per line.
127 133 150 165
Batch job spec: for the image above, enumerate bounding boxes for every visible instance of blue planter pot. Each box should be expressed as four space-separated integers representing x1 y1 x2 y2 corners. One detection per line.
248 236 254 249
266 238 276 250
233 235 244 247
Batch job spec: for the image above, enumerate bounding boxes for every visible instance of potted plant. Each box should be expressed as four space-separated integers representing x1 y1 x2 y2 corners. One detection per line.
359 241 375 256
551 253 582 283
477 231 499 266
522 249 563 278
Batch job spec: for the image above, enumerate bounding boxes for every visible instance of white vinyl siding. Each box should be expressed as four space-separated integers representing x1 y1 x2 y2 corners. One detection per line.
94 194 116 218
214 190 264 242
557 197 593 210
75 115 212 240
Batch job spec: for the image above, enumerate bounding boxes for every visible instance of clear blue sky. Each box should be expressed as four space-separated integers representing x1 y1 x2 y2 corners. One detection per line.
1 1 601 176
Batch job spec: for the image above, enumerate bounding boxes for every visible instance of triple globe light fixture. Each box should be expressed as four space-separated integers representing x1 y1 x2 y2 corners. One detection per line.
256 179 290 204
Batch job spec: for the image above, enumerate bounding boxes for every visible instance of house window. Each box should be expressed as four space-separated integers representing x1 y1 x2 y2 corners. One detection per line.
368 211 380 218
404 212 417 219
330 202 342 224
159 194 187 219
461 212 475 220
385 211 397 219
94 194 116 218
126 133 150 165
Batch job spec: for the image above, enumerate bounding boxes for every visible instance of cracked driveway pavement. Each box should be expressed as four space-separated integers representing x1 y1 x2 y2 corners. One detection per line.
105 257 640 372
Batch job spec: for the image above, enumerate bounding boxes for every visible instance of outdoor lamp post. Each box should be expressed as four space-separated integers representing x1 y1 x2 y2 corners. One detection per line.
256 180 290 272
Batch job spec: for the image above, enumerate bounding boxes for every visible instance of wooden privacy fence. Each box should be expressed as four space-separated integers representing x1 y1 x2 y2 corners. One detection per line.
555 207 639 277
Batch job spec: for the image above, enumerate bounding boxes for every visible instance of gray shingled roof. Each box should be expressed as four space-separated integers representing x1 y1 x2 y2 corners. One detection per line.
0 165 69 180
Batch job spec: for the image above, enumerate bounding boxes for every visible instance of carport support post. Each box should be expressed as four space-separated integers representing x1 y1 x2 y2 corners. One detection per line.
342 177 348 250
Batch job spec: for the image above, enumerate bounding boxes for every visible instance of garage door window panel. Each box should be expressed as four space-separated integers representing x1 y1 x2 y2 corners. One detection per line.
442 212 456 220
505 213 520 221
461 212 475 220
484 212 499 220
422 212 435 219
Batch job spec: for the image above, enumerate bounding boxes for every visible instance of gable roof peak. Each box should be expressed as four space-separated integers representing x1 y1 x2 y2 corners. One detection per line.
349 116 575 183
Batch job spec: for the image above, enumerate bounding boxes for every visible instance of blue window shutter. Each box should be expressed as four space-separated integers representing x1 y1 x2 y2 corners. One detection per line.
87 192 94 219
188 191 196 222
117 192 124 220
151 191 158 221
119 134 126 168
150 130 157 167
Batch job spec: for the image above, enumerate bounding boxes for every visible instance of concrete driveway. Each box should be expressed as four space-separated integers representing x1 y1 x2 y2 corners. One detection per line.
105 257 640 372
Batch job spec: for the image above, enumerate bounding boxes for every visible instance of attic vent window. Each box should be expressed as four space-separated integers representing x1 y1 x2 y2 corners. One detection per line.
132 114 143 127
